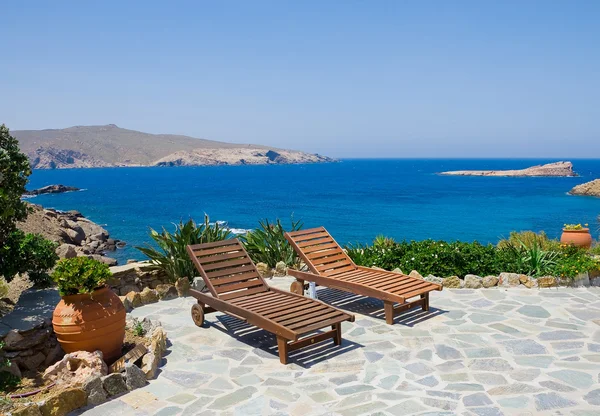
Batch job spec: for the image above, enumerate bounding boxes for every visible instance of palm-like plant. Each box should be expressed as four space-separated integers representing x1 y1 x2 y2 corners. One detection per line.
136 215 232 282
502 238 558 277
240 217 303 267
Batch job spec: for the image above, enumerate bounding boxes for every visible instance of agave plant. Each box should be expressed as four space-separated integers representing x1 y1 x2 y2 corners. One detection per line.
501 238 558 277
240 217 303 268
136 215 232 282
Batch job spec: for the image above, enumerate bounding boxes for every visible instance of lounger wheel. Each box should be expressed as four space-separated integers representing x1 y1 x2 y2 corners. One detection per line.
191 304 204 327
290 281 304 295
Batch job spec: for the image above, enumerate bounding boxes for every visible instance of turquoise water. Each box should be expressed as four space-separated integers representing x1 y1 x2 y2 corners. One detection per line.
27 159 600 264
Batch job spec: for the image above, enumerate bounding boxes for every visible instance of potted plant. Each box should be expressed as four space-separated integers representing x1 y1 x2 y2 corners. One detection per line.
51 257 126 363
560 224 593 249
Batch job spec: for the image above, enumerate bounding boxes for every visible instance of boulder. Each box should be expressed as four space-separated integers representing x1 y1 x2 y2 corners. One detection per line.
3 328 49 351
89 233 107 242
139 287 159 305
464 274 483 289
125 291 142 308
38 387 87 416
156 284 178 300
520 275 538 288
119 296 133 312
127 259 137 264
482 275 499 288
499 273 522 287
274 261 287 277
43 350 108 386
391 268 404 274
409 270 423 280
55 244 77 259
255 262 273 278
119 284 140 296
2 360 22 378
175 277 190 297
89 254 117 267
11 405 42 416
192 277 205 291
537 276 557 288
424 275 443 285
443 276 462 288
64 225 86 245
22 352 46 371
43 344 65 367
82 375 108 406
101 373 127 397
124 363 147 390
141 327 167 380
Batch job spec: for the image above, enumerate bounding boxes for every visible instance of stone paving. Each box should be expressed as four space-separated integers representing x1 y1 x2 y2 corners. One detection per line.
77 277 600 416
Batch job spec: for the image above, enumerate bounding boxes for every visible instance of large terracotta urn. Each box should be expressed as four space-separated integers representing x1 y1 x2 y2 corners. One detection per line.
53 286 126 363
560 228 592 249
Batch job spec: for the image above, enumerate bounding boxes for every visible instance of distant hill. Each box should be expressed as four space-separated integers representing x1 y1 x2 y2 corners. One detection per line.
13 124 333 169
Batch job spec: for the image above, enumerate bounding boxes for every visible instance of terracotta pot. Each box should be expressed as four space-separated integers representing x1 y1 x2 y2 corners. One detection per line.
560 228 592 249
53 285 126 363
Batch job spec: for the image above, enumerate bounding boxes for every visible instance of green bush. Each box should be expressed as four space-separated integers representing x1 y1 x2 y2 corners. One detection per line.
0 230 58 284
499 238 558 277
497 231 560 251
51 257 112 296
136 215 232 282
0 341 20 392
240 217 303 268
553 244 600 279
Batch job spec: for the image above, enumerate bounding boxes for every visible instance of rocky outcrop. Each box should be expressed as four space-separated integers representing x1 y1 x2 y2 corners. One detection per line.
24 185 80 196
29 147 110 169
17 203 123 264
569 179 600 197
153 147 334 167
440 161 577 177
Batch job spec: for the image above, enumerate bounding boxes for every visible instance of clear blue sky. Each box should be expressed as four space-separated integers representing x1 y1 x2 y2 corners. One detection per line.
2 1 599 158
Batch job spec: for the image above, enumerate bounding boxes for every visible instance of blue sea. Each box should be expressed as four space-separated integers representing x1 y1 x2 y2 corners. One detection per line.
27 159 600 265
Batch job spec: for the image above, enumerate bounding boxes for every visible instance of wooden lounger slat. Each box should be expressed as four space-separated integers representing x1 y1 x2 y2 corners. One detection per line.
187 238 353 364
202 257 253 271
292 312 347 332
285 227 442 326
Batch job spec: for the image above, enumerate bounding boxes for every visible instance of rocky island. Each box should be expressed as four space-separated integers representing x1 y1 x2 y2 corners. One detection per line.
440 161 577 177
24 184 80 196
569 179 600 197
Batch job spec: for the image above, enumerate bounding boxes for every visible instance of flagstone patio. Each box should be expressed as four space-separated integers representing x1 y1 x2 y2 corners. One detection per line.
76 277 600 416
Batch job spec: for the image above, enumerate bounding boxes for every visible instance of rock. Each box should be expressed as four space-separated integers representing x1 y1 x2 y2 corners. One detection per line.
443 276 462 288
139 287 159 304
464 274 483 289
43 350 108 386
127 259 137 264
274 261 287 277
25 185 80 196
537 276 557 288
149 327 167 357
125 291 142 308
409 270 423 280
520 276 538 288
101 373 127 397
38 387 87 416
441 161 576 177
140 352 159 380
89 254 117 267
424 275 443 285
569 179 600 197
156 284 178 300
43 344 65 367
64 226 85 245
55 244 77 259
82 375 108 406
499 273 522 287
175 277 190 297
120 295 133 312
255 262 273 278
391 268 404 274
11 405 42 416
3 328 49 351
22 352 46 371
192 276 206 291
88 240 100 250
2 360 22 378
3 330 25 348
89 233 107 242
482 275 499 288
119 284 139 296
141 327 167 379
124 363 148 390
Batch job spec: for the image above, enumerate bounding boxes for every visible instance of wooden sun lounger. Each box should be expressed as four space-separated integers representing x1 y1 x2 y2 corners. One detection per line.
186 239 354 364
285 227 442 325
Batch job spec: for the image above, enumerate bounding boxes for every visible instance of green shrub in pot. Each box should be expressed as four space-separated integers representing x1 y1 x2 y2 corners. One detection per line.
51 257 112 296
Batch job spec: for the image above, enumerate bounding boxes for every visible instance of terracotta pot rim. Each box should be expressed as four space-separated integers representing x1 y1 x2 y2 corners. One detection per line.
61 284 109 302
562 228 590 233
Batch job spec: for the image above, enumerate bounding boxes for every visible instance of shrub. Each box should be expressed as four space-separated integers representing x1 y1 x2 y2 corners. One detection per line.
553 244 600 279
0 341 20 392
51 257 112 296
497 231 560 251
240 217 303 268
0 230 58 284
136 215 232 282
499 239 558 277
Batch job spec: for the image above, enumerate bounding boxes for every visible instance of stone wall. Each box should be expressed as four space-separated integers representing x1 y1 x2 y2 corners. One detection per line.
108 261 171 296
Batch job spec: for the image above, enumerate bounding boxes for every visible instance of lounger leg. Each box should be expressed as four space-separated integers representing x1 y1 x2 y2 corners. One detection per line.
421 293 429 311
384 301 395 325
332 323 342 346
277 336 289 365
290 279 304 296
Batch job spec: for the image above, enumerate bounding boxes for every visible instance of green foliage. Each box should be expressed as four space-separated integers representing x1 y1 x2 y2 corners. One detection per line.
240 217 303 268
133 322 145 337
0 277 7 299
136 215 232 282
0 230 58 283
590 242 600 256
500 238 558 277
0 124 31 249
497 231 560 251
553 244 600 279
51 257 112 296
0 341 20 392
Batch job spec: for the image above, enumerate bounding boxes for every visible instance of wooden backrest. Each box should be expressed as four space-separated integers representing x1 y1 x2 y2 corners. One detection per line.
285 227 357 278
186 239 268 301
